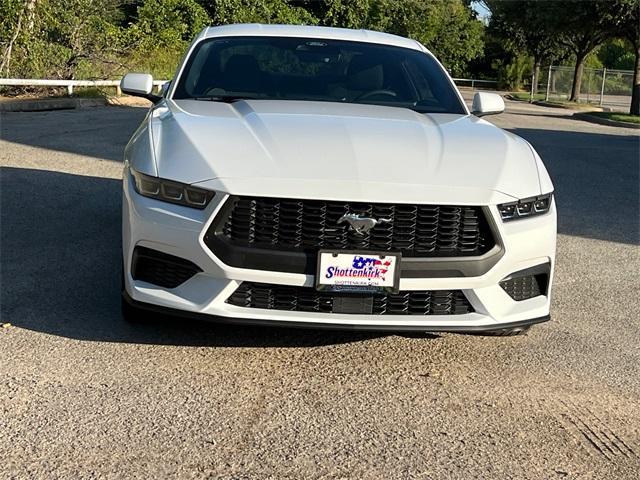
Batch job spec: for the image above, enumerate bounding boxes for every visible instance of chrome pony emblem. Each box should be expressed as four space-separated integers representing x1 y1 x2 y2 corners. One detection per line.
338 213 391 235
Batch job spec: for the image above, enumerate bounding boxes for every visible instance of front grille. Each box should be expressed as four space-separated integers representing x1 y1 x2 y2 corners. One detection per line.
132 247 201 288
205 196 496 274
227 282 474 315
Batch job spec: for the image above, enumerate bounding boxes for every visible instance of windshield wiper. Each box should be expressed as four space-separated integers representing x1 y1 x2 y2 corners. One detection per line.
191 95 261 103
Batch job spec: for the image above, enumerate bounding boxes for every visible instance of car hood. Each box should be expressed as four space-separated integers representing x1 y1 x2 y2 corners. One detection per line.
146 99 541 204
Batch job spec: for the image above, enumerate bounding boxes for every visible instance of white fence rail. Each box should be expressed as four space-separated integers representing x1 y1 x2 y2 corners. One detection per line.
452 78 497 89
0 78 167 95
0 77 497 96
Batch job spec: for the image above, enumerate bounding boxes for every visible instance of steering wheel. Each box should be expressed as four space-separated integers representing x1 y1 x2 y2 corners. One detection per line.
355 89 397 101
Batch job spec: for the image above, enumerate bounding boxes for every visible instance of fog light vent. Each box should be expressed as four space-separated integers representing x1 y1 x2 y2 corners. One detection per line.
132 246 201 288
500 264 550 301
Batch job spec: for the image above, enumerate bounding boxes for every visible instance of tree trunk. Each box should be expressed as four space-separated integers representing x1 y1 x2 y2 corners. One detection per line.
0 3 25 76
25 0 37 33
631 45 640 116
570 53 586 102
532 58 541 96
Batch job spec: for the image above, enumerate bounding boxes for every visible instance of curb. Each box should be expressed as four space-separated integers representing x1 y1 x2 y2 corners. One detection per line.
0 96 151 112
504 94 531 102
573 112 640 130
0 97 108 112
532 100 569 109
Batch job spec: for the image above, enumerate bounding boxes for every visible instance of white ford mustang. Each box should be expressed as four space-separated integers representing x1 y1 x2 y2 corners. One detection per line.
120 24 556 335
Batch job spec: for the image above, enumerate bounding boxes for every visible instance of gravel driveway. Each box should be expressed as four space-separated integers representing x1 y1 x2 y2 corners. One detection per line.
1 100 638 479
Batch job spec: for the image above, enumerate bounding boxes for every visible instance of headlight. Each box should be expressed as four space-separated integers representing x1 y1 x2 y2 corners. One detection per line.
498 193 552 221
130 169 214 209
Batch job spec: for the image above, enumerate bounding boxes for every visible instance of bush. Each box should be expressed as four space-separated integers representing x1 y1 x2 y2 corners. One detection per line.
493 55 531 90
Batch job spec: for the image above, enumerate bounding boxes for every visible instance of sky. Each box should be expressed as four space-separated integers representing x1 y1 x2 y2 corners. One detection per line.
471 1 491 21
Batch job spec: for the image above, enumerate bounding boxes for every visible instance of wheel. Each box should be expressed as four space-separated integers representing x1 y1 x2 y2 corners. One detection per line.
484 326 531 336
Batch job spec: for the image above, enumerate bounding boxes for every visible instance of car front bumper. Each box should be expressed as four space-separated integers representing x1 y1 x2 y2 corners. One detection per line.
122 172 557 331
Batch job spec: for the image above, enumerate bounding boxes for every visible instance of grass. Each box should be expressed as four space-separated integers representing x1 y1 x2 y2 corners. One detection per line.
584 111 640 124
74 86 126 98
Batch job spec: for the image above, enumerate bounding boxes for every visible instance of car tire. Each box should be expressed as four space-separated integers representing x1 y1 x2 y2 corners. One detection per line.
485 326 531 336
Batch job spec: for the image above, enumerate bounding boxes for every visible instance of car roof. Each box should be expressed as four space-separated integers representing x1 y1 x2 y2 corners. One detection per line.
199 24 428 53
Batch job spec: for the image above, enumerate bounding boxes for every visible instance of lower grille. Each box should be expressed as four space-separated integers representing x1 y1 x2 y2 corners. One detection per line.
500 276 544 301
132 246 201 288
500 264 550 301
226 282 474 315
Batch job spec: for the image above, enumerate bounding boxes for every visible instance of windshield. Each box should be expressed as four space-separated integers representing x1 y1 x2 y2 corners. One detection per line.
172 36 466 114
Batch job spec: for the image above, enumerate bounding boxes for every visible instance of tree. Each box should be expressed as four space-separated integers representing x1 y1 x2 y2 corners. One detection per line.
407 0 484 76
46 0 127 79
614 0 640 115
200 0 317 25
0 0 37 76
318 0 372 29
127 0 210 78
553 0 627 102
319 0 484 77
598 39 635 70
0 0 487 89
1 0 125 80
485 0 565 94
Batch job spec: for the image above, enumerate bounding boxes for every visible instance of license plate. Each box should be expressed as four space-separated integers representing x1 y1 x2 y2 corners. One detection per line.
316 251 401 293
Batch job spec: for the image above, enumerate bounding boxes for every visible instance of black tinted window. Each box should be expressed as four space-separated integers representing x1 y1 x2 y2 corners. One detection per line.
173 36 465 114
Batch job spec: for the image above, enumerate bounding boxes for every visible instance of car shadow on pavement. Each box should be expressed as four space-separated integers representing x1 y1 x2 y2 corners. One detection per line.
509 127 639 245
0 106 147 163
1 124 637 345
0 167 397 347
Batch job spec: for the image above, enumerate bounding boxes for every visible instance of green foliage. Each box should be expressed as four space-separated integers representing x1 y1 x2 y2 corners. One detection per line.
417 0 484 76
598 40 635 70
554 0 627 58
322 0 370 29
0 0 23 43
322 0 484 76
126 0 210 78
204 0 317 25
1 0 125 79
588 111 640 124
485 0 565 64
584 52 604 70
132 0 210 45
486 0 635 100
492 55 531 90
1 0 482 83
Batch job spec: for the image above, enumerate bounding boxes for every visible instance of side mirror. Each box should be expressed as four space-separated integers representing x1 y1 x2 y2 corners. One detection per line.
471 92 505 117
121 73 161 102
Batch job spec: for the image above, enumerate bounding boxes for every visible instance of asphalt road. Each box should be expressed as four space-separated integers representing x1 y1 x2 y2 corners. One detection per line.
1 100 639 479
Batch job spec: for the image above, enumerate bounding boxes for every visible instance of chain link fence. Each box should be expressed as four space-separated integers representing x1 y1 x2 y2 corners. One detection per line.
543 65 633 110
